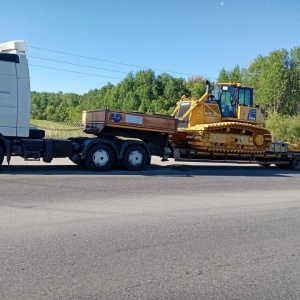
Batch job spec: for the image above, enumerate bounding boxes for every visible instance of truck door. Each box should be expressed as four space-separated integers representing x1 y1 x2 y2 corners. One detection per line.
0 54 18 137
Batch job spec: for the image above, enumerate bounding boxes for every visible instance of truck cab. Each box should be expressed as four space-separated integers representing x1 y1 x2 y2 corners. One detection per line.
0 40 31 137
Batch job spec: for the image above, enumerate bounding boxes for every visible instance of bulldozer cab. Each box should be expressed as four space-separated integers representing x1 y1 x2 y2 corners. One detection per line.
172 81 263 129
213 83 253 118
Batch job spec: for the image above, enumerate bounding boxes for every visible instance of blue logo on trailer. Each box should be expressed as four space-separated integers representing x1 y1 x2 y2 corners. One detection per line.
248 109 256 121
110 113 122 123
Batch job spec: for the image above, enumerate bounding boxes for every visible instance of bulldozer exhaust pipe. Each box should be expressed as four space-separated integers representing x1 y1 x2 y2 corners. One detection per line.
205 80 210 94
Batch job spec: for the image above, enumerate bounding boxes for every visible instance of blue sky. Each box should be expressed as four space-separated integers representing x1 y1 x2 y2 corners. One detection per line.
2 0 300 94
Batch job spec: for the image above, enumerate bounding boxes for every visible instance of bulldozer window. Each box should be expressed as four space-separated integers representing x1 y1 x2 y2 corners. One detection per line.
220 91 235 117
245 89 252 105
213 85 221 99
238 88 253 106
239 89 245 105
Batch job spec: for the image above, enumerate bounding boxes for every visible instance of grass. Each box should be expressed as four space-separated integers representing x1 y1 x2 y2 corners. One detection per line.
30 119 92 138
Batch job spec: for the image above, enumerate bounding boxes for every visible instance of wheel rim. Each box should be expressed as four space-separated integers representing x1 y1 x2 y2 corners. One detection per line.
253 134 264 147
128 150 143 166
93 150 109 166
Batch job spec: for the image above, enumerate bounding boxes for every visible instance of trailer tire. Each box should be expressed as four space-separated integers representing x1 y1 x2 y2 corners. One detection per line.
289 156 300 171
85 144 115 172
122 145 147 171
0 146 4 166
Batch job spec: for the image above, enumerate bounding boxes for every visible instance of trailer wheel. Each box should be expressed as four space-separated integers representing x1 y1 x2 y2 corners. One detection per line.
122 145 147 171
289 156 300 171
0 146 4 166
85 144 115 172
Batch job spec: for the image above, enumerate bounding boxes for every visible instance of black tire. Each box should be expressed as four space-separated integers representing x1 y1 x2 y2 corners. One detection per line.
122 145 147 171
289 156 300 171
0 146 4 166
85 144 115 172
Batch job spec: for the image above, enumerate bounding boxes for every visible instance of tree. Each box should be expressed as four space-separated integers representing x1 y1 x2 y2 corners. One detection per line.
217 67 230 82
185 76 207 98
266 111 300 143
156 73 188 114
248 50 289 114
217 65 245 83
285 47 300 115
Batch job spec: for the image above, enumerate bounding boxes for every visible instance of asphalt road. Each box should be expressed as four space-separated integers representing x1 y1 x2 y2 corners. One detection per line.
0 157 300 300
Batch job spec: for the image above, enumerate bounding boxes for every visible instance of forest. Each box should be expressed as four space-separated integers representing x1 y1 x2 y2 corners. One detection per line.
31 47 300 142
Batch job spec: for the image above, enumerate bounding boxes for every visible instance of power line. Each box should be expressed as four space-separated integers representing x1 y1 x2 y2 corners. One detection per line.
28 45 196 77
28 55 128 74
0 40 217 80
29 64 121 80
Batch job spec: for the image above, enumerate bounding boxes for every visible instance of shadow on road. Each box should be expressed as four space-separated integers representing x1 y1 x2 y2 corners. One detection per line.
0 162 297 177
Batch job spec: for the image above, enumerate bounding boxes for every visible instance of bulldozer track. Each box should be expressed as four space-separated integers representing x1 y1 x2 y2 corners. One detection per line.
170 122 272 154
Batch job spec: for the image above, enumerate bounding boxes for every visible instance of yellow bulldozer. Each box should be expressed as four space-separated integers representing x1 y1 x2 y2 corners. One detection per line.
170 81 272 154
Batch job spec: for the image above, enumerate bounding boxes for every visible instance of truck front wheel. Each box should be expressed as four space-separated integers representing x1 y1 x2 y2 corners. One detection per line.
122 145 147 171
85 144 115 172
0 146 4 166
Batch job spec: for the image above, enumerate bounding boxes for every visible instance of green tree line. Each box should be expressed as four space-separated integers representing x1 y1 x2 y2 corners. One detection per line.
31 46 300 142
31 71 207 124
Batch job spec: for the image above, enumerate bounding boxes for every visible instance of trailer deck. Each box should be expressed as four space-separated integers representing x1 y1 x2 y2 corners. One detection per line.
173 145 300 170
82 109 177 136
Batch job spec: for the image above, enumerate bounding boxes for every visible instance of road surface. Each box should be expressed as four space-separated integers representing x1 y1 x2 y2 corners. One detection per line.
0 157 299 299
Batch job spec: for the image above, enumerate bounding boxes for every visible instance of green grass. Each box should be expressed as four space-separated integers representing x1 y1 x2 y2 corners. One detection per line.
30 119 92 138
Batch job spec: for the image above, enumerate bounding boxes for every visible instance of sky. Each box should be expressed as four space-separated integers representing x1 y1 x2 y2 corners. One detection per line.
1 0 300 95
